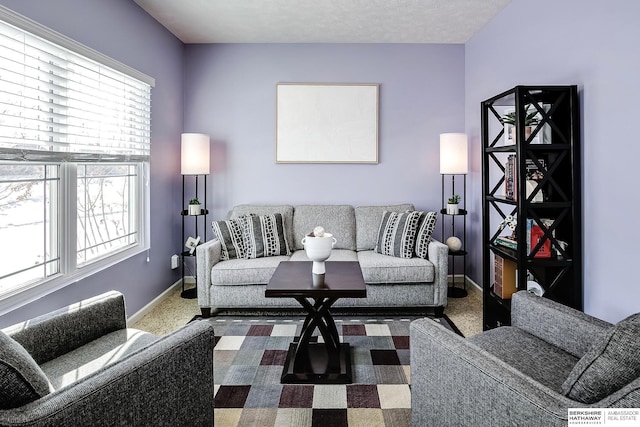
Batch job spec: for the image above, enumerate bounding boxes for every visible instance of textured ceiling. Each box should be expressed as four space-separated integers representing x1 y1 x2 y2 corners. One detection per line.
133 0 511 44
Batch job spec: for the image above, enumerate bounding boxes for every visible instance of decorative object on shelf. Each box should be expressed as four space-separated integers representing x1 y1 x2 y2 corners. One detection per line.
526 280 545 297
497 215 517 236
188 198 201 215
185 236 201 255
301 227 337 277
180 133 211 299
446 194 460 214
502 105 539 143
440 132 468 298
445 236 462 252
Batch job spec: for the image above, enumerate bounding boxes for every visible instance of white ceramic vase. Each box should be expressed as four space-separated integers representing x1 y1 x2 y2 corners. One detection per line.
188 204 200 215
301 233 337 275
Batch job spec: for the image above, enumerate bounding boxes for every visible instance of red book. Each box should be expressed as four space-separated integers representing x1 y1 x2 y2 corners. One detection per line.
529 222 551 258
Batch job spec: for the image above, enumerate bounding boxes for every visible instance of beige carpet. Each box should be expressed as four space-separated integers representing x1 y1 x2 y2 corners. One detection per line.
131 282 483 337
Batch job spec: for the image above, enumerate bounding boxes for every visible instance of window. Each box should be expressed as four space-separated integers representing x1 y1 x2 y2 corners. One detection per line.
0 7 154 313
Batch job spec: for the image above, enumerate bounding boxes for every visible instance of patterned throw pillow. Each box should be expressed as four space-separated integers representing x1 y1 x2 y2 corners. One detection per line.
0 331 52 409
561 312 640 403
415 211 438 259
239 213 291 259
211 219 246 260
374 210 423 259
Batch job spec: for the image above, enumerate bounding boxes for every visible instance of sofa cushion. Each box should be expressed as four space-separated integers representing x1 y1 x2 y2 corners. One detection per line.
355 204 414 251
239 213 291 259
212 219 245 260
40 329 158 390
230 204 295 250
469 326 578 393
415 211 438 259
289 249 358 262
561 312 640 403
0 330 52 409
293 205 356 251
375 211 422 258
357 250 434 284
211 256 291 285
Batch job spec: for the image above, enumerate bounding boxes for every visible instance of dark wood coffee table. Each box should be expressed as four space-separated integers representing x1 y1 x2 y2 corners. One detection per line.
265 261 366 384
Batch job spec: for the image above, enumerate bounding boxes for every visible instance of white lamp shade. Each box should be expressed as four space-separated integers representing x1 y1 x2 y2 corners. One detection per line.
440 133 468 174
181 133 210 175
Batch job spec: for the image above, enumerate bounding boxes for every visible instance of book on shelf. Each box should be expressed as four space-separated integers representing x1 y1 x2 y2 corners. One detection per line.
493 218 555 258
526 218 553 258
504 155 546 202
494 255 517 299
505 154 515 200
495 235 517 251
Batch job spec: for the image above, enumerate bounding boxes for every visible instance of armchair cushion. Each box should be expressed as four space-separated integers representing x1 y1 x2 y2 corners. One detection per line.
562 312 640 403
41 329 158 389
469 326 578 393
0 331 52 409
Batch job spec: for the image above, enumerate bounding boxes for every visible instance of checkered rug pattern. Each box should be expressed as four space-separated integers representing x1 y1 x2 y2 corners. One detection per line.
207 315 457 427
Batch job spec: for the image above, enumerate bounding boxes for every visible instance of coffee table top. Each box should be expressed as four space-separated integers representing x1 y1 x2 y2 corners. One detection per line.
266 261 366 299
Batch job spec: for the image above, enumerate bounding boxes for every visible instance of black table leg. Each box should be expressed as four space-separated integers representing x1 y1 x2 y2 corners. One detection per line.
281 296 353 384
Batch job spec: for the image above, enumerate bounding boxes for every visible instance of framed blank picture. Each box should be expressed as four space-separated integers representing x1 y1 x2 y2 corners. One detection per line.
276 83 379 164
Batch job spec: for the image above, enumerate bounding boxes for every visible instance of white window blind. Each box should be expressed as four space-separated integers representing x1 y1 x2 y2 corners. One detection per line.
0 6 153 314
0 13 152 163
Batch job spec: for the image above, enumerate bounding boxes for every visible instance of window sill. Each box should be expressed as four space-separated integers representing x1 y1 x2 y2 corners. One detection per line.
0 244 147 317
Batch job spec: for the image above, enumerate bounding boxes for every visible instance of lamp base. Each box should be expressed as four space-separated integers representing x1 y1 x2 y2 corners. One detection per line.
447 286 468 298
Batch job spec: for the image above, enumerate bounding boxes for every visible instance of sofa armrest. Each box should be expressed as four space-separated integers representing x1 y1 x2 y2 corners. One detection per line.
4 291 127 365
511 291 612 358
0 320 215 426
427 239 448 307
410 318 578 427
196 239 222 309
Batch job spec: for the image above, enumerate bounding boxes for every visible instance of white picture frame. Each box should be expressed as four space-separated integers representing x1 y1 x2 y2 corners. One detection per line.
185 236 201 255
276 83 379 163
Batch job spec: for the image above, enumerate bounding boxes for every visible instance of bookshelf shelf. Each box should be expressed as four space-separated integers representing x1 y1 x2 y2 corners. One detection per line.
481 85 582 330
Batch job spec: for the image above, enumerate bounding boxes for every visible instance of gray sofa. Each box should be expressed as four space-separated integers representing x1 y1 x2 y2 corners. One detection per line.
196 204 448 317
0 291 214 426
410 291 640 426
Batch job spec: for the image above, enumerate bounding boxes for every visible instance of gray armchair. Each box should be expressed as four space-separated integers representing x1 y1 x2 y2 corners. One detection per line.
410 291 640 426
0 291 214 426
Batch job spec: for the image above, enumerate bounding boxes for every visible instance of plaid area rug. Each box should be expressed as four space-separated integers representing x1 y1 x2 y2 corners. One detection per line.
201 315 461 427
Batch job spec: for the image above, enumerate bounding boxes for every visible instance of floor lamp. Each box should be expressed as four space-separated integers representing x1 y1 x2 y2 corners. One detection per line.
440 133 468 298
181 133 210 298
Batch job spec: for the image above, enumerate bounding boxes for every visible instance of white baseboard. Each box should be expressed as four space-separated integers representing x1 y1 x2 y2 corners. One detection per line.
447 274 483 292
127 279 182 326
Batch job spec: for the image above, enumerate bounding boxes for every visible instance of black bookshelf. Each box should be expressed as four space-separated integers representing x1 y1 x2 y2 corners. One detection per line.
481 86 582 329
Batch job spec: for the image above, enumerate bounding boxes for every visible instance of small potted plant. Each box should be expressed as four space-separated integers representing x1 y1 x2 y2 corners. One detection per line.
502 106 539 141
188 198 201 215
447 195 461 215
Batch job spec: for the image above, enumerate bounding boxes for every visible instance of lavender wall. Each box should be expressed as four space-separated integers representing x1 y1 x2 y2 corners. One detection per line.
465 0 640 322
0 0 184 327
184 44 465 222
